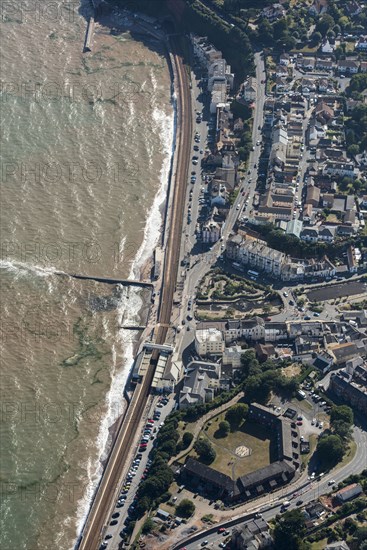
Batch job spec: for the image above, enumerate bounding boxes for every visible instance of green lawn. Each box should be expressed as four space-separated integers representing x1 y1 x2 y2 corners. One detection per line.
191 415 273 480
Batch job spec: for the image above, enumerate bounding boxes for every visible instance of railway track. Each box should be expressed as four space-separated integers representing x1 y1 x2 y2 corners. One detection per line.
77 35 192 550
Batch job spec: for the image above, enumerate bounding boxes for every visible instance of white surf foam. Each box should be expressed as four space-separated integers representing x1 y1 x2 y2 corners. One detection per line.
72 38 176 549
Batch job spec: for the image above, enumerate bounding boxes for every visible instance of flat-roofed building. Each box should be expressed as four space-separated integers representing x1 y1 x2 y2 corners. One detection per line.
195 327 225 356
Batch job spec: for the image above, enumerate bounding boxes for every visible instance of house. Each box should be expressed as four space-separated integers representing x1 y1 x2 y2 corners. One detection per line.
356 36 367 51
309 124 326 141
195 327 225 356
309 0 328 15
262 3 286 21
315 100 334 123
337 59 360 74
305 185 320 207
346 0 362 16
279 53 290 66
324 160 355 178
222 345 246 370
286 219 303 238
231 519 273 550
315 58 334 71
321 40 334 54
275 76 287 92
335 483 363 504
318 78 331 92
179 366 218 408
300 57 315 71
202 220 222 243
360 62 367 74
275 64 288 78
301 77 317 93
233 117 244 132
330 366 367 414
255 343 276 362
325 542 350 550
301 227 319 243
243 77 257 102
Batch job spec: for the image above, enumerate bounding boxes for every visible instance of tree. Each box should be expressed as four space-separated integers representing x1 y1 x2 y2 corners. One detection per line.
311 31 322 46
316 434 344 468
330 405 354 426
347 144 360 158
176 499 196 519
219 420 230 436
273 509 307 550
225 403 249 430
316 14 335 35
332 420 352 441
142 517 155 534
182 431 194 449
194 438 216 463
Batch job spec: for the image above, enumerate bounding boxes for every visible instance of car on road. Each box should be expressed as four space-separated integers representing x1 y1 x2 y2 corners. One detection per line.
296 499 303 506
193 145 199 151
201 541 208 547
236 204 240 210
218 527 226 533
110 519 118 526
328 479 335 485
283 292 288 297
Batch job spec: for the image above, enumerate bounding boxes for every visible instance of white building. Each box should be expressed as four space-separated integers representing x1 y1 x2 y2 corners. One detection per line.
195 328 225 356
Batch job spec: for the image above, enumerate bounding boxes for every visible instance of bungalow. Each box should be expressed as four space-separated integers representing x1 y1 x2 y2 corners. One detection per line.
335 483 363 504
337 59 360 74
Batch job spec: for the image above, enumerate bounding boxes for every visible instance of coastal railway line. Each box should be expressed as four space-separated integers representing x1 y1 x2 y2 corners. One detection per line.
155 34 192 346
77 35 192 550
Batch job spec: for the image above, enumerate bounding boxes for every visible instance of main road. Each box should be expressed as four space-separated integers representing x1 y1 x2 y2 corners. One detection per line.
76 34 192 550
